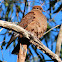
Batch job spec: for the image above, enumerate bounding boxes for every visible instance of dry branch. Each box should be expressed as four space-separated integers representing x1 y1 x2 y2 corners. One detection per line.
55 24 62 56
43 25 60 36
0 20 62 62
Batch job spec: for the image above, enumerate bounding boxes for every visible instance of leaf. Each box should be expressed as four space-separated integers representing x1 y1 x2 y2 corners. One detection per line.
5 2 9 6
47 23 51 30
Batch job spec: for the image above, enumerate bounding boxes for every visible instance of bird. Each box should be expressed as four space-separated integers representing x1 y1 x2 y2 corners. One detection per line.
6 6 47 55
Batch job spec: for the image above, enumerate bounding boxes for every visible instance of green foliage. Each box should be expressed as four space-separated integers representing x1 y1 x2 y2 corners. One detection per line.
5 2 8 6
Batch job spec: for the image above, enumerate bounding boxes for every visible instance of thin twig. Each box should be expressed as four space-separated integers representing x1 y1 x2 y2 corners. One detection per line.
50 8 62 22
0 40 5 44
43 25 60 36
0 28 4 32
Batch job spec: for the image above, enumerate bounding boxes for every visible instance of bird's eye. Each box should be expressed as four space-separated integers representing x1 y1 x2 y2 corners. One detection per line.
37 8 38 9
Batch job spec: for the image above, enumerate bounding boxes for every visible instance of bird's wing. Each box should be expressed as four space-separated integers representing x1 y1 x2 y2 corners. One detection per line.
6 32 19 49
19 11 35 28
6 11 34 49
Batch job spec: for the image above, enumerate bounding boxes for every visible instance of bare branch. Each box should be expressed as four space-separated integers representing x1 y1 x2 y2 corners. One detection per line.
43 25 60 36
0 20 62 62
55 24 62 56
0 28 4 32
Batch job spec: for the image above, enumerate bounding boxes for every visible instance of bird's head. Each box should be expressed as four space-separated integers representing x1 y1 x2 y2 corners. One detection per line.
32 6 44 12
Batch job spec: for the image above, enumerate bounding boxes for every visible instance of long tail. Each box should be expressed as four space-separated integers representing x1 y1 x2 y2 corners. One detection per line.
6 32 19 49
12 37 29 62
12 37 30 54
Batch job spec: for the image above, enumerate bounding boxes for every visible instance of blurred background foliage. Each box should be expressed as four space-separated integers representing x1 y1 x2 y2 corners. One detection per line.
0 0 62 62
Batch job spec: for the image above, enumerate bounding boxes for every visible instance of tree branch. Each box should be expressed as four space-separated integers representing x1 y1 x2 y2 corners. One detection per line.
43 25 60 36
55 24 62 56
0 20 61 62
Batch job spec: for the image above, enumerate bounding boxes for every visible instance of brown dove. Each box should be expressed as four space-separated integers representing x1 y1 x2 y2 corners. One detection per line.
6 6 47 54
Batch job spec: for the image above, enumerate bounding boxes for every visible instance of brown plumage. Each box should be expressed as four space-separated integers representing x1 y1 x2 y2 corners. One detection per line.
6 6 47 55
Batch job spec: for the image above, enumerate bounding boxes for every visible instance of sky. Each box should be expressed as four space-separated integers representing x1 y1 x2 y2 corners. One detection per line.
0 0 62 62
